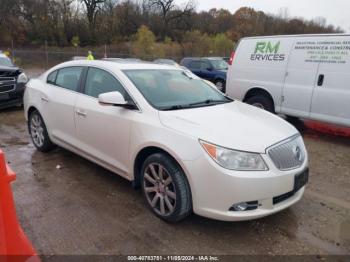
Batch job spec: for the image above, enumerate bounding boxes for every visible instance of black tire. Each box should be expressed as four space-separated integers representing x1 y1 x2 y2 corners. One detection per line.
215 79 226 93
246 94 275 113
141 153 192 223
28 110 55 152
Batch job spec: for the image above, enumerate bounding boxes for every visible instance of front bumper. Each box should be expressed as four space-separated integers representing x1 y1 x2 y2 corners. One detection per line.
0 83 25 109
182 152 308 221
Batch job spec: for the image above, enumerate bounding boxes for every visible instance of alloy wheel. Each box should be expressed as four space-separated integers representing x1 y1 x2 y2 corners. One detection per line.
30 114 45 147
143 163 177 216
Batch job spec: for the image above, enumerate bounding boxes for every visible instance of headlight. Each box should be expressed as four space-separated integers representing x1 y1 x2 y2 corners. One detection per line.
17 72 28 83
200 140 268 171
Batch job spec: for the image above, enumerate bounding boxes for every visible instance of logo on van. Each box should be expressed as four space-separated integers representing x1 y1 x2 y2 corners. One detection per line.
251 41 285 62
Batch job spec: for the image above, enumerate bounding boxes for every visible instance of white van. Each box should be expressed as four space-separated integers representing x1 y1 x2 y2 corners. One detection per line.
226 34 350 127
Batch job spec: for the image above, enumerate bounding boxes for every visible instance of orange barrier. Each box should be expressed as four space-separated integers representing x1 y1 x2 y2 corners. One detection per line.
0 149 39 261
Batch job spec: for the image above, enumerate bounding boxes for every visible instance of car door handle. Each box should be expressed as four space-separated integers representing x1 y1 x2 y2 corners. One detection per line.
317 74 325 86
76 109 87 117
41 97 49 102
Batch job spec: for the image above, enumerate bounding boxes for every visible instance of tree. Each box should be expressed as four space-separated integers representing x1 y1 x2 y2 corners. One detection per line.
212 33 233 56
81 0 106 31
148 0 195 39
133 25 156 59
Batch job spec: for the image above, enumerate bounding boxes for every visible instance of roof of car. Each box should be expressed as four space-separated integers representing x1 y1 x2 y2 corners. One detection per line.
52 60 180 71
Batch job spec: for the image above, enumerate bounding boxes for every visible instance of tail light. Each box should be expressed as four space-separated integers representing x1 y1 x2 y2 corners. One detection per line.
228 51 235 65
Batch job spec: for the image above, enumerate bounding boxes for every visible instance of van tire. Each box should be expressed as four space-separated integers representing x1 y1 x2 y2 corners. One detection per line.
246 95 274 113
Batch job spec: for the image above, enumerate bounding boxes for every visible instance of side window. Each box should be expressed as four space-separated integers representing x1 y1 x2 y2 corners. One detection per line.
189 61 201 69
200 61 211 70
47 70 58 84
55 67 83 91
84 67 128 99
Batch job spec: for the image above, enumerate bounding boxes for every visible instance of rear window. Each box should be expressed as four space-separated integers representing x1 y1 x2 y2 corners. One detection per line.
47 70 58 85
55 67 83 91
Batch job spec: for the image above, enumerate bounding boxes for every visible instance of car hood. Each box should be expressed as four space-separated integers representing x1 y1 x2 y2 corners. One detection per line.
0 66 21 77
159 101 299 153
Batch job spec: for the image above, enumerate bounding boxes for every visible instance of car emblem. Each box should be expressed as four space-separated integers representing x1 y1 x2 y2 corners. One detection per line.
292 146 302 162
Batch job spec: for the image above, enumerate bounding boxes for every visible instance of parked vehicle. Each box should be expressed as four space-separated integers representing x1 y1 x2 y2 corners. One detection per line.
226 34 350 127
0 53 28 109
154 59 181 67
221 57 230 63
71 56 86 61
24 60 308 222
180 57 228 92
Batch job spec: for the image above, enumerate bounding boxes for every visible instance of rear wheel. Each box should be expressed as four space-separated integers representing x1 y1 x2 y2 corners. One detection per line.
28 110 55 152
141 153 192 223
246 94 274 113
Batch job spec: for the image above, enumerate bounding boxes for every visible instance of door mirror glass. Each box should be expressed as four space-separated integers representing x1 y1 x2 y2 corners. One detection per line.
98 91 127 106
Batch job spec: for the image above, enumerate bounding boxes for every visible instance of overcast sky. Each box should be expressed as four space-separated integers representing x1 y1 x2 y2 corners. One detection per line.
181 0 350 32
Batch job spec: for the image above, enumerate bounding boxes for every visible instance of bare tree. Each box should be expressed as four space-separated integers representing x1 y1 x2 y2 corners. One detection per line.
148 0 195 39
80 0 106 30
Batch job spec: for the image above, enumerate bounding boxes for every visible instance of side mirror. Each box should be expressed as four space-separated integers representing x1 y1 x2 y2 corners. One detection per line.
206 67 213 71
98 91 127 106
98 91 138 110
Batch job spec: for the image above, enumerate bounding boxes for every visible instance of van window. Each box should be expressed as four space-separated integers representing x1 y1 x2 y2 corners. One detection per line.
55 67 83 91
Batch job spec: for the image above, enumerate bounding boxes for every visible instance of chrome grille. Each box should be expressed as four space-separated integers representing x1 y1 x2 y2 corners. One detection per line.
267 135 306 171
0 77 16 93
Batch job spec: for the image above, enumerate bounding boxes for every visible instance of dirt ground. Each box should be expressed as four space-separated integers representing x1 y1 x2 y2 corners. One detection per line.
0 108 349 256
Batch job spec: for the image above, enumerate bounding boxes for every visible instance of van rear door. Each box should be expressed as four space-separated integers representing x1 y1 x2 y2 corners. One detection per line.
281 38 321 118
310 36 350 127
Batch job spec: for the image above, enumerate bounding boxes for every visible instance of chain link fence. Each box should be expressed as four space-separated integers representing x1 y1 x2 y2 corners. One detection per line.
2 48 182 71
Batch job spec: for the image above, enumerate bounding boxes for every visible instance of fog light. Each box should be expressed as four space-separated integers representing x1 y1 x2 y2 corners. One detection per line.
229 201 259 211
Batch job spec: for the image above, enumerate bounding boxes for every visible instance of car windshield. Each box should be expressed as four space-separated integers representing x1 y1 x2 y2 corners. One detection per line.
124 69 232 111
210 59 228 70
0 57 14 67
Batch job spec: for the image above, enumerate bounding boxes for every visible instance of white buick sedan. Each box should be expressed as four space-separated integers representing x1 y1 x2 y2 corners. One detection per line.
24 60 309 222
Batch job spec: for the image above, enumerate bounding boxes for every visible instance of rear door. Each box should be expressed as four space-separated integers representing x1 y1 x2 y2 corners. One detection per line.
74 67 135 175
310 36 350 126
43 66 83 145
281 38 320 118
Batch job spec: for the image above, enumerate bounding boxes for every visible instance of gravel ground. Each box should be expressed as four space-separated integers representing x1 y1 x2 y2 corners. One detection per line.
0 108 349 256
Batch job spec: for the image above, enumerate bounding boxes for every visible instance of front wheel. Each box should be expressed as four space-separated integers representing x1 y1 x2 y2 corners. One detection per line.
246 95 274 113
28 110 55 152
141 153 192 223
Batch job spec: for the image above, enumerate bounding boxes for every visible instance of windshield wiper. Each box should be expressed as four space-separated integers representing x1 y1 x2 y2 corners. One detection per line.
188 99 230 107
162 105 189 111
161 99 231 111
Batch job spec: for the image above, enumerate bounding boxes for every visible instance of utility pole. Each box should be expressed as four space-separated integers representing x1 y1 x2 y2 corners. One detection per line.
45 40 48 68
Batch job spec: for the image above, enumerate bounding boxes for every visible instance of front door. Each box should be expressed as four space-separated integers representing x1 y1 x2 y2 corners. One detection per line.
74 67 135 175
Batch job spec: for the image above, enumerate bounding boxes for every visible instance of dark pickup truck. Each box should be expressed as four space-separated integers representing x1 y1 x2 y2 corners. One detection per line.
0 54 28 109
